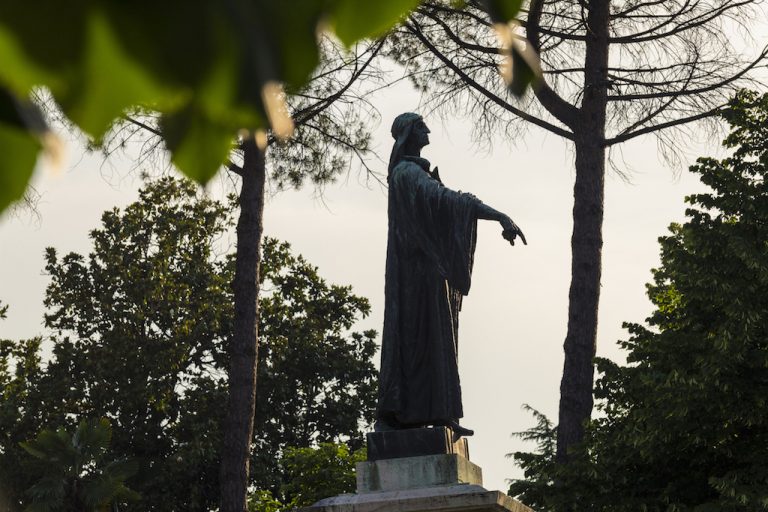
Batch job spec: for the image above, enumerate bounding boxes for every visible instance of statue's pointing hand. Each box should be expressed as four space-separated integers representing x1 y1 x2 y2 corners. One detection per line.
473 200 525 245
501 216 527 246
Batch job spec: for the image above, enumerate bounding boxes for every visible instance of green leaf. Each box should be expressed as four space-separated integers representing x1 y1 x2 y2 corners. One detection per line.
160 107 235 184
103 458 139 480
61 9 176 140
0 2 86 96
81 474 134 509
480 0 525 23
263 2 323 89
76 418 112 460
18 441 46 460
0 26 57 95
0 88 46 213
0 122 40 214
330 0 422 46
508 44 538 97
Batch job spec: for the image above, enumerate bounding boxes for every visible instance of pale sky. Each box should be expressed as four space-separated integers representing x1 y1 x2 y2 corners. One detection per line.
0 72 731 495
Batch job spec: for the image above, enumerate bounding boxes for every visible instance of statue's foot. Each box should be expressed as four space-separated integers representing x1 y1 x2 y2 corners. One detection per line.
447 420 474 441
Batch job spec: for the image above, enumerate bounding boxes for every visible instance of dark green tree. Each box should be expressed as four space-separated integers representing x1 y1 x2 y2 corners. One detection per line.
37 177 233 511
20 418 139 512
0 307 44 510
251 237 377 492
279 443 365 507
248 442 365 511
510 91 768 511
0 177 377 511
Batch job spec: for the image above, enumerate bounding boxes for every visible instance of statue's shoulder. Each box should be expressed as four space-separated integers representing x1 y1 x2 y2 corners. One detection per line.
392 160 420 176
392 157 431 183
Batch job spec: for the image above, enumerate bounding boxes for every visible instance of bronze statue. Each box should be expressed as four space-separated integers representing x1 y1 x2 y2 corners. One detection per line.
376 113 526 438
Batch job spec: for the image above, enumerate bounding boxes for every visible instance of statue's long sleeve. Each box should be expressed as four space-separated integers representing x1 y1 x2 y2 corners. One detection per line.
389 163 480 295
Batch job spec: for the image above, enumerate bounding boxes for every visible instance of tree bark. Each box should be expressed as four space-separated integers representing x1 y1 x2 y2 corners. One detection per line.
555 0 610 463
556 137 605 463
220 139 266 512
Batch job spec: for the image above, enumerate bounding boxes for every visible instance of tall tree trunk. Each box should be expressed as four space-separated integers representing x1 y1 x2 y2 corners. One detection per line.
556 136 605 462
555 0 610 463
220 140 266 512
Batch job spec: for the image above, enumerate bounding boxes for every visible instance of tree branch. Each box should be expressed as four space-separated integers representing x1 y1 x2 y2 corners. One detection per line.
291 40 384 129
227 160 244 176
422 0 493 28
614 62 698 136
124 115 162 138
607 105 725 145
611 0 755 43
611 0 668 18
525 0 581 129
419 8 501 55
607 45 768 101
303 121 386 187
405 18 575 140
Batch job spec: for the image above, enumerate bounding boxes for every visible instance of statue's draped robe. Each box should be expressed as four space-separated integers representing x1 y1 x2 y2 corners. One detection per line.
377 157 480 425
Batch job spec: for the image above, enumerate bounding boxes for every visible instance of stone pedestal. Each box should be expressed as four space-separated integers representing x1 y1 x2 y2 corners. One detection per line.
298 427 533 512
357 454 482 493
306 484 532 512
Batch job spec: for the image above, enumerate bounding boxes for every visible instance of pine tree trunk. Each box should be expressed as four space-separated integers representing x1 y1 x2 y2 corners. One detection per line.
555 0 610 463
220 140 266 512
556 137 605 462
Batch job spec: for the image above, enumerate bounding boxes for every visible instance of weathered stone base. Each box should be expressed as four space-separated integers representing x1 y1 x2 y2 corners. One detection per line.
357 454 482 493
297 427 532 512
302 484 532 512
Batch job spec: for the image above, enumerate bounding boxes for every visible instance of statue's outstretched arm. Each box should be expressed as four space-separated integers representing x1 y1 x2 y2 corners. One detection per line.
476 202 527 246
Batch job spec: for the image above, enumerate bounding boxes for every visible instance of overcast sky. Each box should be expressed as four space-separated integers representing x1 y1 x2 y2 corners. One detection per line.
0 68 735 494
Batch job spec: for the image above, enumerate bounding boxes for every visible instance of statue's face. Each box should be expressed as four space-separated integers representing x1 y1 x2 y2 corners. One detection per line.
411 119 431 148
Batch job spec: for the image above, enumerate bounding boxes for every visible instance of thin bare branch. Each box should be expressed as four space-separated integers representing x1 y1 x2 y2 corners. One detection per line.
526 0 581 128
607 104 726 145
405 17 575 139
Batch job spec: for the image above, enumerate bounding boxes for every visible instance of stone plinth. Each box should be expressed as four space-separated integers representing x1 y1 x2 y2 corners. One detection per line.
297 427 532 512
303 484 533 512
357 454 481 493
367 427 469 461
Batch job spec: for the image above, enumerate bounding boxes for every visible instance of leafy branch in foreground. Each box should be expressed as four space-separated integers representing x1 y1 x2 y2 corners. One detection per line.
0 0 535 214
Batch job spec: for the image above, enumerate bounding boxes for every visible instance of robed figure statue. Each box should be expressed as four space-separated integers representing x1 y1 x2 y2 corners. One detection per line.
376 113 526 438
